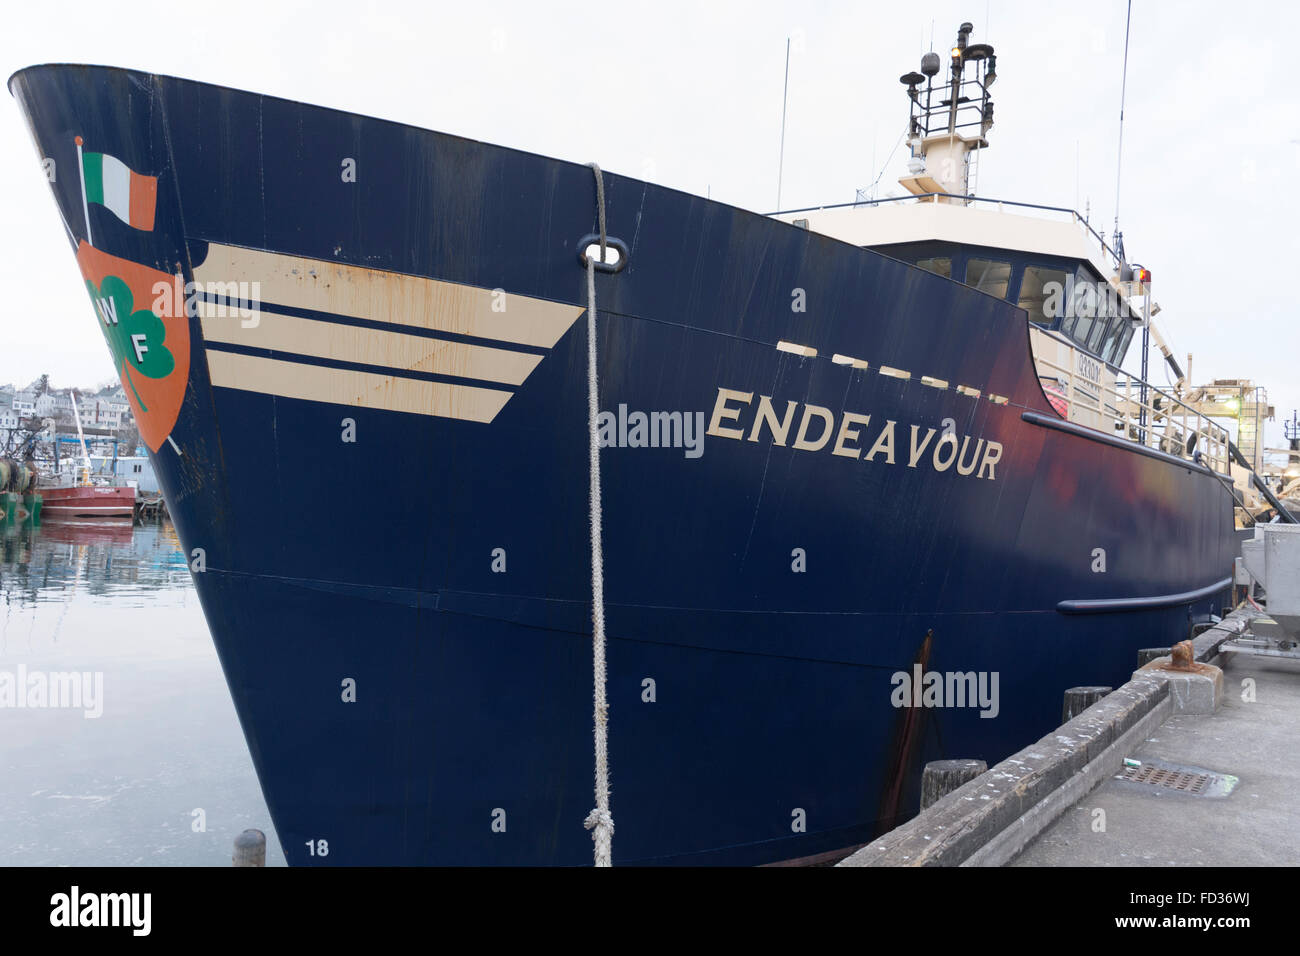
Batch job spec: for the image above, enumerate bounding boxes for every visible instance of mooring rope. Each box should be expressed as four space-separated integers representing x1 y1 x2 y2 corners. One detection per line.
582 162 614 867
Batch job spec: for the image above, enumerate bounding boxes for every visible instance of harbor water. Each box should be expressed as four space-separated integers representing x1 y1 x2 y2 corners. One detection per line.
0 518 284 866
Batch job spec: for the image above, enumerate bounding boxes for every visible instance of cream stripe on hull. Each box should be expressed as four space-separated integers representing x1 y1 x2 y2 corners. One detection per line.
198 305 544 387
191 243 584 421
193 243 583 349
43 505 135 514
205 350 513 424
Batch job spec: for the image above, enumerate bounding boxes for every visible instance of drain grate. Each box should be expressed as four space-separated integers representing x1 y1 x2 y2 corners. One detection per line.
1121 764 1211 793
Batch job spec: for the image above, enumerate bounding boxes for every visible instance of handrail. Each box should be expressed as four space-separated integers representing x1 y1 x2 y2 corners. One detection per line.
1030 326 1230 475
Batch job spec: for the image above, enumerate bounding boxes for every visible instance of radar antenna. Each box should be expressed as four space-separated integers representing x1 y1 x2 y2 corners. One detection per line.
896 21 996 204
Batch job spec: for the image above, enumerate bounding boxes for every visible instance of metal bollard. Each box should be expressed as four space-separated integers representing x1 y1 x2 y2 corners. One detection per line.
233 828 266 867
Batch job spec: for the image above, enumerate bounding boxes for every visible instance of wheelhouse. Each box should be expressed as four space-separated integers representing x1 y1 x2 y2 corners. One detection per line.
863 238 1136 368
767 19 1233 482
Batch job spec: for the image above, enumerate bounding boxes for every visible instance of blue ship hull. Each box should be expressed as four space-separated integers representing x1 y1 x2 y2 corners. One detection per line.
10 65 1237 865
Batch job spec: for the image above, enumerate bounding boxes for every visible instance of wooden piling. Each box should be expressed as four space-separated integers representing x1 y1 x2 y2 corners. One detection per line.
1061 685 1112 723
920 759 987 810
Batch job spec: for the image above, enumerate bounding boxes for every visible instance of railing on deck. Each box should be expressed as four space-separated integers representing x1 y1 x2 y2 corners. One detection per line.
772 192 1122 274
1031 327 1230 475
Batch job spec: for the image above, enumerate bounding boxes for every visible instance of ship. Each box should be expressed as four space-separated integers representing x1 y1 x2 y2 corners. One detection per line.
36 394 136 519
10 21 1282 866
39 483 135 519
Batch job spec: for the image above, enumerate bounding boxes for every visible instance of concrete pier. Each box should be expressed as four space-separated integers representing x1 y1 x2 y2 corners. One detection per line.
1013 653 1299 866
839 608 1298 867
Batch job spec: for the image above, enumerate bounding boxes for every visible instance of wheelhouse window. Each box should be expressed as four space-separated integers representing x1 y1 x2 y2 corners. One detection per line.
1086 308 1114 354
915 256 952 279
1018 265 1071 327
1057 265 1128 361
1061 266 1098 348
1096 313 1125 364
965 258 1011 299
1108 322 1135 366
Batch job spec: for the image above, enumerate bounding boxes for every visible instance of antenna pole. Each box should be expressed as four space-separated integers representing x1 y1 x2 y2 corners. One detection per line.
1075 139 1080 212
777 37 791 211
1113 0 1132 238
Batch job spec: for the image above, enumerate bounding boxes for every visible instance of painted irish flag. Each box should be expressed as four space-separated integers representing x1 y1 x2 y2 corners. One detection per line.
80 144 158 231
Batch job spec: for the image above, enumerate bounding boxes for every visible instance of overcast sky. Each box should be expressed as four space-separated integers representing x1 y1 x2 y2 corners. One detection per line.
2 0 1296 454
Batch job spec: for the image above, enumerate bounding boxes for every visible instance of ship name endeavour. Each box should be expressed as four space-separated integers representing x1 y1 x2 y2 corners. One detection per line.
706 386 1005 480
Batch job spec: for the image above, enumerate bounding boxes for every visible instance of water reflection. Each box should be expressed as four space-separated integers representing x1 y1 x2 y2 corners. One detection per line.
0 520 191 609
0 518 284 866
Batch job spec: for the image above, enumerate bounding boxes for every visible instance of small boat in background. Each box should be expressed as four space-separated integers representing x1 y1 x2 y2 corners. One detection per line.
40 482 135 519
36 392 135 520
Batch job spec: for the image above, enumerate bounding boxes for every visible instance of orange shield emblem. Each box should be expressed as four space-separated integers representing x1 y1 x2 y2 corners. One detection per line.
75 241 189 452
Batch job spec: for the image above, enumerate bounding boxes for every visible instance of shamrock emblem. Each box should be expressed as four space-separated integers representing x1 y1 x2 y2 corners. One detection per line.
84 274 174 412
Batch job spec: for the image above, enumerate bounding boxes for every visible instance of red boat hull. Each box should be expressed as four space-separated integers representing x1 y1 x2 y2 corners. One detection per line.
40 486 136 519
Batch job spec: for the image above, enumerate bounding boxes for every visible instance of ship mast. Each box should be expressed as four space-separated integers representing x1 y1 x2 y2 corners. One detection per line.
70 390 94 486
897 21 996 204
